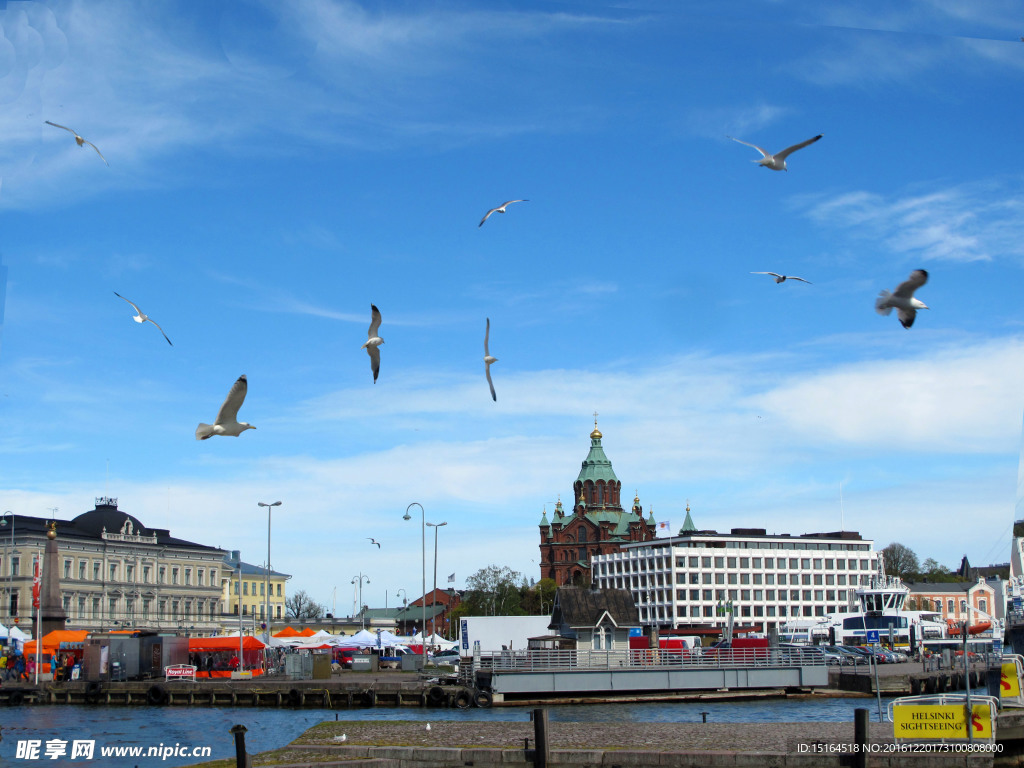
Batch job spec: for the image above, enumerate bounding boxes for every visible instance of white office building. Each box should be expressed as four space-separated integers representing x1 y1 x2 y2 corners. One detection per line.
591 523 878 632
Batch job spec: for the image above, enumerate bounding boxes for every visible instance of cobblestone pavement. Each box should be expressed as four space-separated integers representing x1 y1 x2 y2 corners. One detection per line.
298 719 897 752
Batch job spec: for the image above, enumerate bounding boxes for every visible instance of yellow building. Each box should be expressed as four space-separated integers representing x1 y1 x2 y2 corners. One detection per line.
221 550 290 633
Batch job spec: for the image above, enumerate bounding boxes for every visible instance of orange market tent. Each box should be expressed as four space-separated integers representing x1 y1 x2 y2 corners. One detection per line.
188 636 265 652
188 636 265 677
273 627 301 638
21 629 90 656
297 628 317 637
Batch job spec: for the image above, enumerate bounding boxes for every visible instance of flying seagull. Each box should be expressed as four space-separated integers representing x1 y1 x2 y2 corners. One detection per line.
45 121 108 166
113 292 173 345
751 272 812 285
195 375 256 439
367 538 381 548
875 269 929 329
727 134 822 171
361 304 384 383
484 317 498 402
479 199 528 227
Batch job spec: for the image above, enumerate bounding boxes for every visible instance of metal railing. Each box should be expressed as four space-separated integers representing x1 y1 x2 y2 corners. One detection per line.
476 647 826 672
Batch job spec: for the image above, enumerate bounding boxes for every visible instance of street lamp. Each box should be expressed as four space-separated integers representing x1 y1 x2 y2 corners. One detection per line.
396 588 407 607
351 573 370 628
257 501 282 643
426 521 447 647
1 512 13 624
403 502 427 669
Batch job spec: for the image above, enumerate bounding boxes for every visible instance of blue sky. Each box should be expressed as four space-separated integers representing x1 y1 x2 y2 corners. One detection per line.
1 0 1023 615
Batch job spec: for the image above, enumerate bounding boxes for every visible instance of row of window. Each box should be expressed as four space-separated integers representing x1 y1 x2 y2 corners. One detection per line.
59 559 218 588
229 580 282 597
59 595 222 621
597 556 875 574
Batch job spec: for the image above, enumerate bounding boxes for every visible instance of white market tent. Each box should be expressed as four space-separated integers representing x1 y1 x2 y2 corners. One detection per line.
412 631 457 650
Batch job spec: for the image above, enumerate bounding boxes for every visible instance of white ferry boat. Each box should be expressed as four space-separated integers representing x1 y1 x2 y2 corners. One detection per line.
793 574 949 648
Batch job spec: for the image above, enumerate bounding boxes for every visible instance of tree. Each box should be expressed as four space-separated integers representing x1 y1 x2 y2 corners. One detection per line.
460 565 525 616
920 558 958 583
881 542 919 581
519 578 558 616
285 589 325 620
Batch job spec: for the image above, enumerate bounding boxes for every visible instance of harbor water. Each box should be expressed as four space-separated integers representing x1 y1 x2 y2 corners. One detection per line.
0 696 926 767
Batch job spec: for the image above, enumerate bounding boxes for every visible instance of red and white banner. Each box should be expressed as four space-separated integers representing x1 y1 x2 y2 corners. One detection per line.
32 555 41 609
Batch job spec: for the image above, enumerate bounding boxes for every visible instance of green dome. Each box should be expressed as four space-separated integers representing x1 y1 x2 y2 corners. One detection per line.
576 433 620 485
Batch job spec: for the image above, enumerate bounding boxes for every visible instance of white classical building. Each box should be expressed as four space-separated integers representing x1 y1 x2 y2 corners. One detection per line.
591 522 878 633
1 498 227 635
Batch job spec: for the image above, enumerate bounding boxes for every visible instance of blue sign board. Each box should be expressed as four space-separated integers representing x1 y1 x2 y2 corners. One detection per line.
461 619 469 650
866 630 880 643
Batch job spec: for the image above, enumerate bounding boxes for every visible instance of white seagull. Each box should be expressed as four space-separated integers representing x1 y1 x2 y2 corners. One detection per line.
45 121 108 166
361 304 384 383
484 318 498 402
195 375 256 439
727 134 822 171
479 199 528 227
113 292 173 345
751 272 812 285
875 269 929 329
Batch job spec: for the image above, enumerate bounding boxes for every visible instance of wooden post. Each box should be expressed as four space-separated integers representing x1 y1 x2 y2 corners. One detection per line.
230 724 248 768
532 708 550 768
853 708 868 768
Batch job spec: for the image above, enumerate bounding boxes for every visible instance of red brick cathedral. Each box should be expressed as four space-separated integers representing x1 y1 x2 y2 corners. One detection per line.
539 421 657 586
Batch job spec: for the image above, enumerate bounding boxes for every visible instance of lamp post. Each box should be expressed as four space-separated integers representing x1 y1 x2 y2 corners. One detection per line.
257 501 281 643
1 511 12 624
403 502 427 669
351 573 370 628
426 521 447 648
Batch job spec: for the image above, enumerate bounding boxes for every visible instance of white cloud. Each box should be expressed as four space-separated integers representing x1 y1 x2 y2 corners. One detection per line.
795 181 1024 264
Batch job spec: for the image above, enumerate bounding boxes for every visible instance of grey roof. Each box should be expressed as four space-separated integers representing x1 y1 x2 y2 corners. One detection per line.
906 582 977 594
223 553 291 579
549 586 640 630
7 501 225 553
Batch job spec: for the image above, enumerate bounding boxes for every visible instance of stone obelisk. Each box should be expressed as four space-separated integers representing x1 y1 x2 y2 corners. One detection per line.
38 522 68 637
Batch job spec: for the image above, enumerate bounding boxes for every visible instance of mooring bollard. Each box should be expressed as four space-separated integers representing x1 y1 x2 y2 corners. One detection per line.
532 708 550 768
229 724 249 768
699 711 709 723
853 708 868 768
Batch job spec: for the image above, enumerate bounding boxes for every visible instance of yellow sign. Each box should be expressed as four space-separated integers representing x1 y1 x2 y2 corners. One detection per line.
1001 662 1021 698
893 704 992 740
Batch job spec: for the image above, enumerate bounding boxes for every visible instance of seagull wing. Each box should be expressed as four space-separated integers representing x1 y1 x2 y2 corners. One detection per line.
147 317 173 346
484 317 491 357
502 199 528 207
368 304 382 339
45 120 77 136
787 276 812 284
214 375 247 424
479 207 499 227
486 362 496 402
727 136 770 159
113 291 143 316
897 307 918 328
82 139 108 166
774 134 823 161
892 269 928 299
751 272 784 279
367 345 380 383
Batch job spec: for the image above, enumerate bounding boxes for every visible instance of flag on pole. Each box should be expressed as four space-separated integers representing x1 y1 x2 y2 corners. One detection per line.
657 520 671 534
447 573 456 583
32 555 41 609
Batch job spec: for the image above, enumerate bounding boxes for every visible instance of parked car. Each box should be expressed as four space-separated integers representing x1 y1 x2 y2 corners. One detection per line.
431 648 461 661
821 646 855 666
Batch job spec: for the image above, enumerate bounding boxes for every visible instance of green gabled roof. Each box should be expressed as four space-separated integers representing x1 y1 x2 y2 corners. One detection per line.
576 429 619 485
680 507 696 533
540 508 549 527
